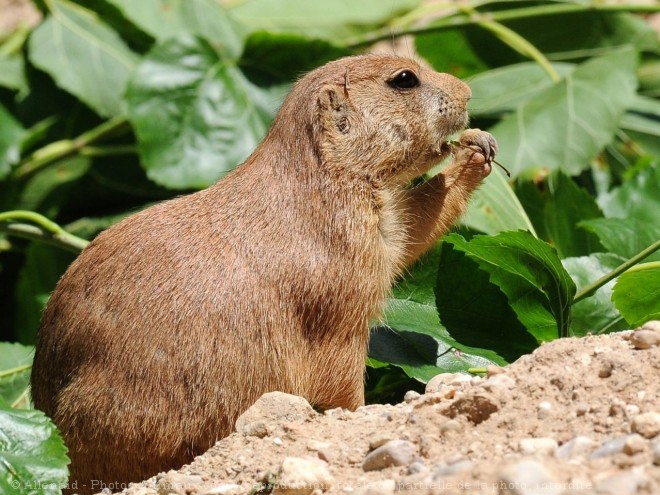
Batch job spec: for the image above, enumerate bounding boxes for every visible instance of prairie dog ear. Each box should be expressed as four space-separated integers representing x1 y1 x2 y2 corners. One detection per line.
318 84 351 134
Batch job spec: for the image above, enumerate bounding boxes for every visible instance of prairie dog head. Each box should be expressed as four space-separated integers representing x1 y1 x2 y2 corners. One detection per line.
274 55 471 185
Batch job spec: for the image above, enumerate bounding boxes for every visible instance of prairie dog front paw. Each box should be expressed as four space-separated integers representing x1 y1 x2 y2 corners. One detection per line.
453 129 498 176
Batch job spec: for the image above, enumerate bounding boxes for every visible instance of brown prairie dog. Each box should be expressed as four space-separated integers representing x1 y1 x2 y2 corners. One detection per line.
31 55 497 491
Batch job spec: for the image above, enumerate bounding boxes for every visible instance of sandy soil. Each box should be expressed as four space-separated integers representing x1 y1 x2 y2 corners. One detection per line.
100 324 660 495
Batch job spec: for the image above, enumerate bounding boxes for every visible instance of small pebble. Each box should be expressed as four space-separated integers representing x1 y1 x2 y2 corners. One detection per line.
537 401 552 419
498 459 561 495
307 440 334 463
440 419 463 434
589 436 627 459
630 329 660 349
486 364 505 376
362 439 416 471
631 412 660 439
483 373 516 391
273 457 334 495
353 479 395 495
652 438 660 466
425 373 460 393
201 484 242 495
273 437 283 446
368 432 393 451
157 471 204 495
235 392 316 436
598 361 613 378
641 320 660 333
575 402 590 416
595 471 649 495
623 434 646 455
555 436 597 459
404 390 421 403
518 437 558 456
407 461 427 475
433 459 474 477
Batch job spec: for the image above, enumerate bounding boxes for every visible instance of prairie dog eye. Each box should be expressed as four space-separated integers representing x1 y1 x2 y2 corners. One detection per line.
389 70 420 90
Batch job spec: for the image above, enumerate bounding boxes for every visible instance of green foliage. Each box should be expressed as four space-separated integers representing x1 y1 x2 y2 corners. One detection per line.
0 398 70 495
490 48 638 177
0 0 659 482
125 34 285 189
612 264 660 327
0 342 33 408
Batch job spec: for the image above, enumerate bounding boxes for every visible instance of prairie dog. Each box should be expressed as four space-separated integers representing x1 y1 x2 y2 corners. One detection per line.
31 55 497 491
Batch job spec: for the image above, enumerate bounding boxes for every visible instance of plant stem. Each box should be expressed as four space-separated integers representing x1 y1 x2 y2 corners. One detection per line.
345 3 660 48
573 240 660 304
0 211 89 253
474 19 560 82
0 363 31 379
12 116 130 180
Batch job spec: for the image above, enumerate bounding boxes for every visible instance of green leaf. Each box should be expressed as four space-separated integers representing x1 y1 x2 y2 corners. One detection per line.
28 0 139 117
612 263 660 327
580 218 660 263
239 31 351 86
0 343 33 408
468 62 574 117
126 35 286 189
439 231 577 341
14 244 76 345
563 254 628 336
490 48 638 177
18 156 91 214
0 399 70 495
436 239 538 362
544 172 604 258
0 54 26 91
370 245 504 381
370 299 503 383
0 103 25 179
597 163 659 226
229 0 419 39
515 172 607 257
462 168 536 235
105 0 245 58
415 29 489 80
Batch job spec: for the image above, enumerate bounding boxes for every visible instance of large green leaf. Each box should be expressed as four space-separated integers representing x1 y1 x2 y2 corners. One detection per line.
597 163 659 226
0 54 26 91
126 35 286 189
369 245 505 380
462 168 536 235
29 0 139 117
544 172 604 258
229 0 420 39
0 399 70 495
490 48 638 177
563 254 628 336
415 29 489 80
439 231 576 341
0 103 25 179
436 240 538 362
580 218 660 263
239 31 351 86
612 263 660 327
105 0 245 58
467 62 574 117
463 11 657 68
0 343 33 408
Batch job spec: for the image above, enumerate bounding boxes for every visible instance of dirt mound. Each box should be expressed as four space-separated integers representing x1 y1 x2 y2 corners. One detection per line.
108 325 660 495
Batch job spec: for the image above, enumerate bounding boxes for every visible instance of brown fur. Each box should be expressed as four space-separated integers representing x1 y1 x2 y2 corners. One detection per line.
31 55 495 492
